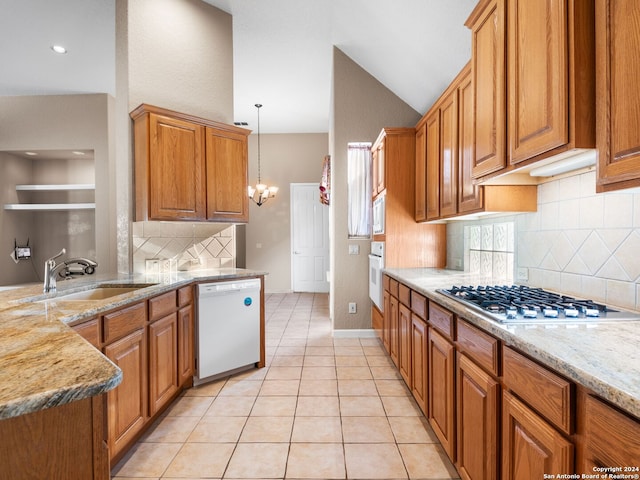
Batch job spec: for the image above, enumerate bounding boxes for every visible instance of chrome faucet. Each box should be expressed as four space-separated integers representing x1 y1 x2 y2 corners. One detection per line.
43 249 98 293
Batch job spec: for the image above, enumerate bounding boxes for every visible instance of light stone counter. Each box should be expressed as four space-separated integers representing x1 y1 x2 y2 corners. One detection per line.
384 267 640 420
0 268 266 420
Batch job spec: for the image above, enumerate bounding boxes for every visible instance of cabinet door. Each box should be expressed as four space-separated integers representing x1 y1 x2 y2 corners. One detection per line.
596 0 640 192
73 318 100 348
398 303 412 387
375 141 385 194
382 290 391 354
502 390 573 479
389 295 399 367
104 328 147 460
508 0 568 164
149 114 206 220
205 128 249 222
457 353 499 480
149 313 179 416
425 110 441 221
178 304 194 387
411 314 428 415
469 0 506 178
428 327 456 460
457 66 483 214
415 123 427 222
439 89 459 217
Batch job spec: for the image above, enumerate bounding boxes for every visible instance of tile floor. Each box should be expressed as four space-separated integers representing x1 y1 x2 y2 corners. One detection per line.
111 292 459 479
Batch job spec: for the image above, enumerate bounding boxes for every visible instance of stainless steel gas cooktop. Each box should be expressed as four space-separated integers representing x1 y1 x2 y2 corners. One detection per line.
437 285 640 324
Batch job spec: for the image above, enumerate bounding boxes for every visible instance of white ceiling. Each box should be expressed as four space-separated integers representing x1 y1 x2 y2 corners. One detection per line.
0 0 476 133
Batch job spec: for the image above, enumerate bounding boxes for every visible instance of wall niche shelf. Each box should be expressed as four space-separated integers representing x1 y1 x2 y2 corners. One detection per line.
15 184 95 191
3 203 96 211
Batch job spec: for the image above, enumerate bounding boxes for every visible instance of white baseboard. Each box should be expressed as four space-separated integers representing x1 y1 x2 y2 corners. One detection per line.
332 328 378 338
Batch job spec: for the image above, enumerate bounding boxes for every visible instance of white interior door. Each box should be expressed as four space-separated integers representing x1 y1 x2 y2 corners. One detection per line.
291 183 329 293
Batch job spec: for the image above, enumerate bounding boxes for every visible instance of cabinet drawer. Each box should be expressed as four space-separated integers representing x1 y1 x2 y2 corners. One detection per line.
398 283 411 307
503 346 573 434
149 290 177 322
383 275 390 292
103 302 147 344
389 278 399 298
456 319 500 377
73 318 100 348
410 291 427 320
178 286 193 307
428 302 454 340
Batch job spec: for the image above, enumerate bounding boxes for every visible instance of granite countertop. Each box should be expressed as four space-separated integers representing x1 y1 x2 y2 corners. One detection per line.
384 268 640 420
0 268 267 420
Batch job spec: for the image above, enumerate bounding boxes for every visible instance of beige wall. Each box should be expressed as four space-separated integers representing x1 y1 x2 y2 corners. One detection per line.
245 133 329 293
0 94 115 283
330 48 422 331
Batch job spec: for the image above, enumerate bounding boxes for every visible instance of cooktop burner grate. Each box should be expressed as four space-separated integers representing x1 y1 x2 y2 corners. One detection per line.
437 285 640 323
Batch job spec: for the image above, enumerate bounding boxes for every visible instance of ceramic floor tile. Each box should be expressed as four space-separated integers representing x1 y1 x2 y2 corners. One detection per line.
187 416 247 443
301 366 337 380
336 366 373 380
388 416 438 443
276 346 306 356
163 442 235 478
381 395 423 417
286 443 346 479
265 366 303 380
165 395 214 417
370 365 403 379
218 379 263 396
111 442 181 477
335 355 369 367
251 395 298 416
367 355 394 367
183 379 226 396
225 442 289 478
298 379 338 396
344 443 408 479
278 338 308 346
375 379 412 396
398 443 459 479
360 338 383 346
305 345 335 356
337 379 378 396
259 379 300 396
141 415 200 443
303 355 336 366
239 416 294 442
306 337 334 347
205 396 256 416
232 367 268 381
363 345 387 356
295 396 340 416
339 396 386 416
341 416 395 443
333 346 364 356
291 416 343 443
333 338 361 346
271 355 305 366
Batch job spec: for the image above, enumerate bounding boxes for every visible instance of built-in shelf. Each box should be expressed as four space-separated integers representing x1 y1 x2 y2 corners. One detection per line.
3 203 96 211
15 184 95 191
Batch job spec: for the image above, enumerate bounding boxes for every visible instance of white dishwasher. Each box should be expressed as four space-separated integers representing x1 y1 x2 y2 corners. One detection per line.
195 278 261 385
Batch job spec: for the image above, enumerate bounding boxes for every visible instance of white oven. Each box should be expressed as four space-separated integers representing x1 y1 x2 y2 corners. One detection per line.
372 192 385 235
368 241 385 311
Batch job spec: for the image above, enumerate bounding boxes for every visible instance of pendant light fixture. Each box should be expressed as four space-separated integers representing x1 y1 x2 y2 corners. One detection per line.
248 103 278 206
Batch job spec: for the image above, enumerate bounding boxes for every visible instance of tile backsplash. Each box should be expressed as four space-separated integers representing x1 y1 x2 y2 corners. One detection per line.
447 170 640 311
132 222 235 273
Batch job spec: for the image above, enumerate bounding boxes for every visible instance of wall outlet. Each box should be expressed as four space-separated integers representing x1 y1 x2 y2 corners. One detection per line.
348 302 357 314
517 267 529 281
348 244 360 255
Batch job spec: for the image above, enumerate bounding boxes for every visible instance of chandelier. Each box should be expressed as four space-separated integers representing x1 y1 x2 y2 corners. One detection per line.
248 103 278 206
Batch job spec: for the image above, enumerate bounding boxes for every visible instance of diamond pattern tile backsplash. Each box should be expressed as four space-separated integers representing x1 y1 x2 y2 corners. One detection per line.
132 222 235 273
447 170 640 311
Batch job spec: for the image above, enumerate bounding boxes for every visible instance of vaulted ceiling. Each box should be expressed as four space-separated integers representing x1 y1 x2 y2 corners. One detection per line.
0 0 476 133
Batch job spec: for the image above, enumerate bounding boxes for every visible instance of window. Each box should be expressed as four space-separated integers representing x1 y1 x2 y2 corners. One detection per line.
347 142 372 238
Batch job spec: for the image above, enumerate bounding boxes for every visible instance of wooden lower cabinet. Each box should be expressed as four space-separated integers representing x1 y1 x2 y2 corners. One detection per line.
456 353 499 480
389 295 400 367
410 313 428 414
428 326 456 460
149 313 179 416
382 290 391 353
178 304 195 387
104 328 148 461
502 390 573 479
398 303 412 386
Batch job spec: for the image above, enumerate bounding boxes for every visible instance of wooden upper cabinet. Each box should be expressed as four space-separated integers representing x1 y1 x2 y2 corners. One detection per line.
457 66 484 214
425 110 441 221
596 0 640 192
206 127 249 222
508 0 568 163
372 140 386 196
467 0 506 178
131 104 250 223
439 87 459 218
415 123 427 222
146 114 206 221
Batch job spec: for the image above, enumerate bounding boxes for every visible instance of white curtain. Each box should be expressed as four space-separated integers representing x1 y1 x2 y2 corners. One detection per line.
347 142 372 237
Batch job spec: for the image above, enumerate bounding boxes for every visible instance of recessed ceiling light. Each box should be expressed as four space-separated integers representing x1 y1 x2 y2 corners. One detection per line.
51 45 67 54
24 152 38 156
